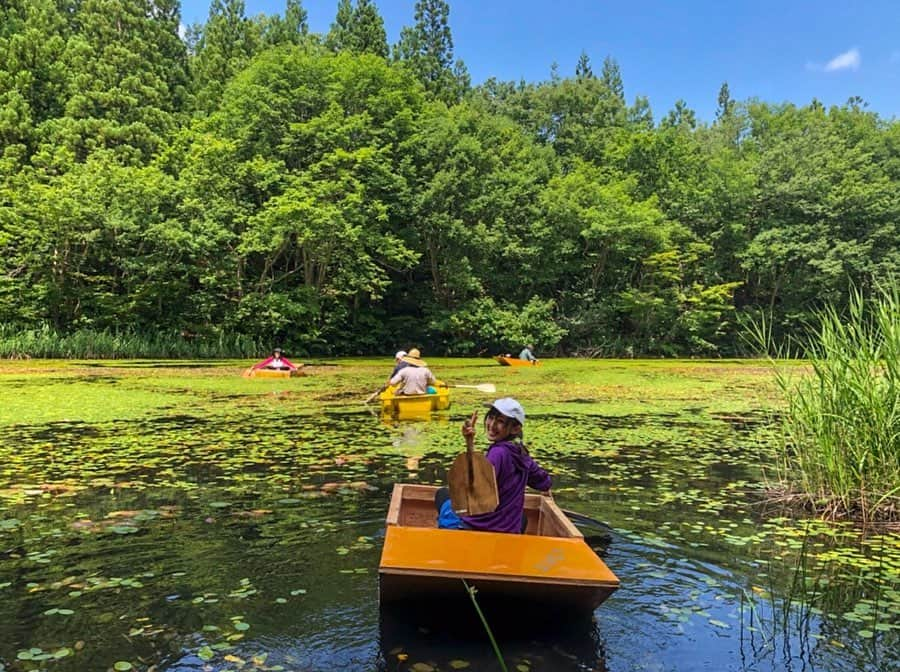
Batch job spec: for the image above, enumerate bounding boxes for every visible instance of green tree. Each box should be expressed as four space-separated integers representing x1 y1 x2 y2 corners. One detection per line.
740 101 900 338
326 0 388 57
190 0 261 114
395 100 557 347
627 95 654 130
33 0 190 167
575 50 593 79
1 154 197 330
394 0 468 104
600 55 624 104
325 0 354 52
178 49 424 349
661 99 697 130
0 0 69 170
260 0 309 47
351 0 389 57
716 81 734 120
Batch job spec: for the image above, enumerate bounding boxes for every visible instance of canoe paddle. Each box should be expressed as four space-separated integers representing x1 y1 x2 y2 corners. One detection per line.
448 410 498 516
449 383 496 393
364 384 387 404
561 509 614 532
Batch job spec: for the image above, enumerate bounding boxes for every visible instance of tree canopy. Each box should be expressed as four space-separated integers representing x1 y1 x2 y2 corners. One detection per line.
2 0 899 356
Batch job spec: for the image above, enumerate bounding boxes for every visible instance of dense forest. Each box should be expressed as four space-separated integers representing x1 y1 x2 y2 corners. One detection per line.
1 0 898 357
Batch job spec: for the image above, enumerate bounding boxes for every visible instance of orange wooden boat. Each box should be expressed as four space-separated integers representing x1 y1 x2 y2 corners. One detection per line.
379 484 619 614
495 355 541 367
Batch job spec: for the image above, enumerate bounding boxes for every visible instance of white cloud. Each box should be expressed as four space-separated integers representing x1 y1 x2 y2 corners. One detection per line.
824 48 861 72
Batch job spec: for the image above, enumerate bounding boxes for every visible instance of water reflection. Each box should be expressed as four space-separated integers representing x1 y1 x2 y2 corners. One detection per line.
0 398 897 672
378 608 609 671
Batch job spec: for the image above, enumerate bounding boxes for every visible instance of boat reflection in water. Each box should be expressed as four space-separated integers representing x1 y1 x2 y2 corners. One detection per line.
378 606 610 672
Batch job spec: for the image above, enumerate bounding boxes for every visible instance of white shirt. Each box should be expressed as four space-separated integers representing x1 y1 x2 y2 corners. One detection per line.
389 366 436 395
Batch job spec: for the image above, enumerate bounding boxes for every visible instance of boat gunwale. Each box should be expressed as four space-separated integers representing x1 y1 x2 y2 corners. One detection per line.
384 483 582 538
378 564 619 588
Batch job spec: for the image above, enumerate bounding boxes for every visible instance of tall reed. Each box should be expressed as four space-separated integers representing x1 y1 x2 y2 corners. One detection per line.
749 282 900 522
0 325 262 359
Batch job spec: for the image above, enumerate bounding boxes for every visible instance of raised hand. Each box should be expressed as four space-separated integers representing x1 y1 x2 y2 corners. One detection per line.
461 410 478 442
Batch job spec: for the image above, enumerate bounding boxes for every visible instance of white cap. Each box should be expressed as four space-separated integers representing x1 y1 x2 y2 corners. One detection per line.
485 397 525 426
395 350 407 360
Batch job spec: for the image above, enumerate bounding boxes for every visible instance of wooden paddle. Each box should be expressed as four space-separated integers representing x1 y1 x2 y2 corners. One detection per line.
561 509 614 532
448 410 499 516
448 383 496 393
364 384 387 404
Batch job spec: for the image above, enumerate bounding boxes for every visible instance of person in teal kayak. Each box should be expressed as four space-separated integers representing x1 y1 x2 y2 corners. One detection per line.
435 397 552 533
519 345 538 362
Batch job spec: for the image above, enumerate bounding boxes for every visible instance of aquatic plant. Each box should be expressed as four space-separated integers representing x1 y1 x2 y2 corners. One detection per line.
2 358 896 671
462 580 508 672
749 281 900 522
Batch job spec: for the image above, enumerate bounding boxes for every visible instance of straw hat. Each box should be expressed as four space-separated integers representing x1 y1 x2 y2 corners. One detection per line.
400 348 426 367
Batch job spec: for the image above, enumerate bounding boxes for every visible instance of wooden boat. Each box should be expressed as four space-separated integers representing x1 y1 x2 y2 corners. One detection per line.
379 484 619 615
379 380 450 417
495 355 541 367
243 365 304 378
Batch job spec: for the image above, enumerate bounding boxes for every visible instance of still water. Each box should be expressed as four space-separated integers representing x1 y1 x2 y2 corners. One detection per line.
0 369 898 672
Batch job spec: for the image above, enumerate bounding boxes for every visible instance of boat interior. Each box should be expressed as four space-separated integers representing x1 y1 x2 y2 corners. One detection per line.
385 483 582 538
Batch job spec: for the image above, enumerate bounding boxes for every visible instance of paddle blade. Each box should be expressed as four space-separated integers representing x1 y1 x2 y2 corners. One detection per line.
448 451 498 516
450 383 496 393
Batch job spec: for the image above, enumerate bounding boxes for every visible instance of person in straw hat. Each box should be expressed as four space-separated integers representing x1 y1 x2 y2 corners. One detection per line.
388 348 436 395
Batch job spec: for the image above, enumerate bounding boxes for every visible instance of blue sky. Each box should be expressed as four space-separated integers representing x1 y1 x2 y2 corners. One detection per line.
178 0 900 123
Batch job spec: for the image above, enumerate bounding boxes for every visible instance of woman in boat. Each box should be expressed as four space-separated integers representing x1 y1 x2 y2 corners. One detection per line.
388 348 436 395
255 348 298 371
436 398 552 533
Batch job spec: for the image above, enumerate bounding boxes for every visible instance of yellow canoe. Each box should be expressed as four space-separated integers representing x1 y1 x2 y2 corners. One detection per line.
495 355 540 367
379 484 619 614
379 380 450 417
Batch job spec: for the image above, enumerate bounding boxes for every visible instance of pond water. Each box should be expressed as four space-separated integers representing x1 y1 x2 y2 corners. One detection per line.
0 360 897 672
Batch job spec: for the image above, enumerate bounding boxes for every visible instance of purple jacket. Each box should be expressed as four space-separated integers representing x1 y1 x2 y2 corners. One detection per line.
462 439 552 533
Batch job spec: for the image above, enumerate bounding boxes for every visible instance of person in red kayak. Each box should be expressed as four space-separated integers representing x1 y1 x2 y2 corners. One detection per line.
435 397 552 533
254 348 299 371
